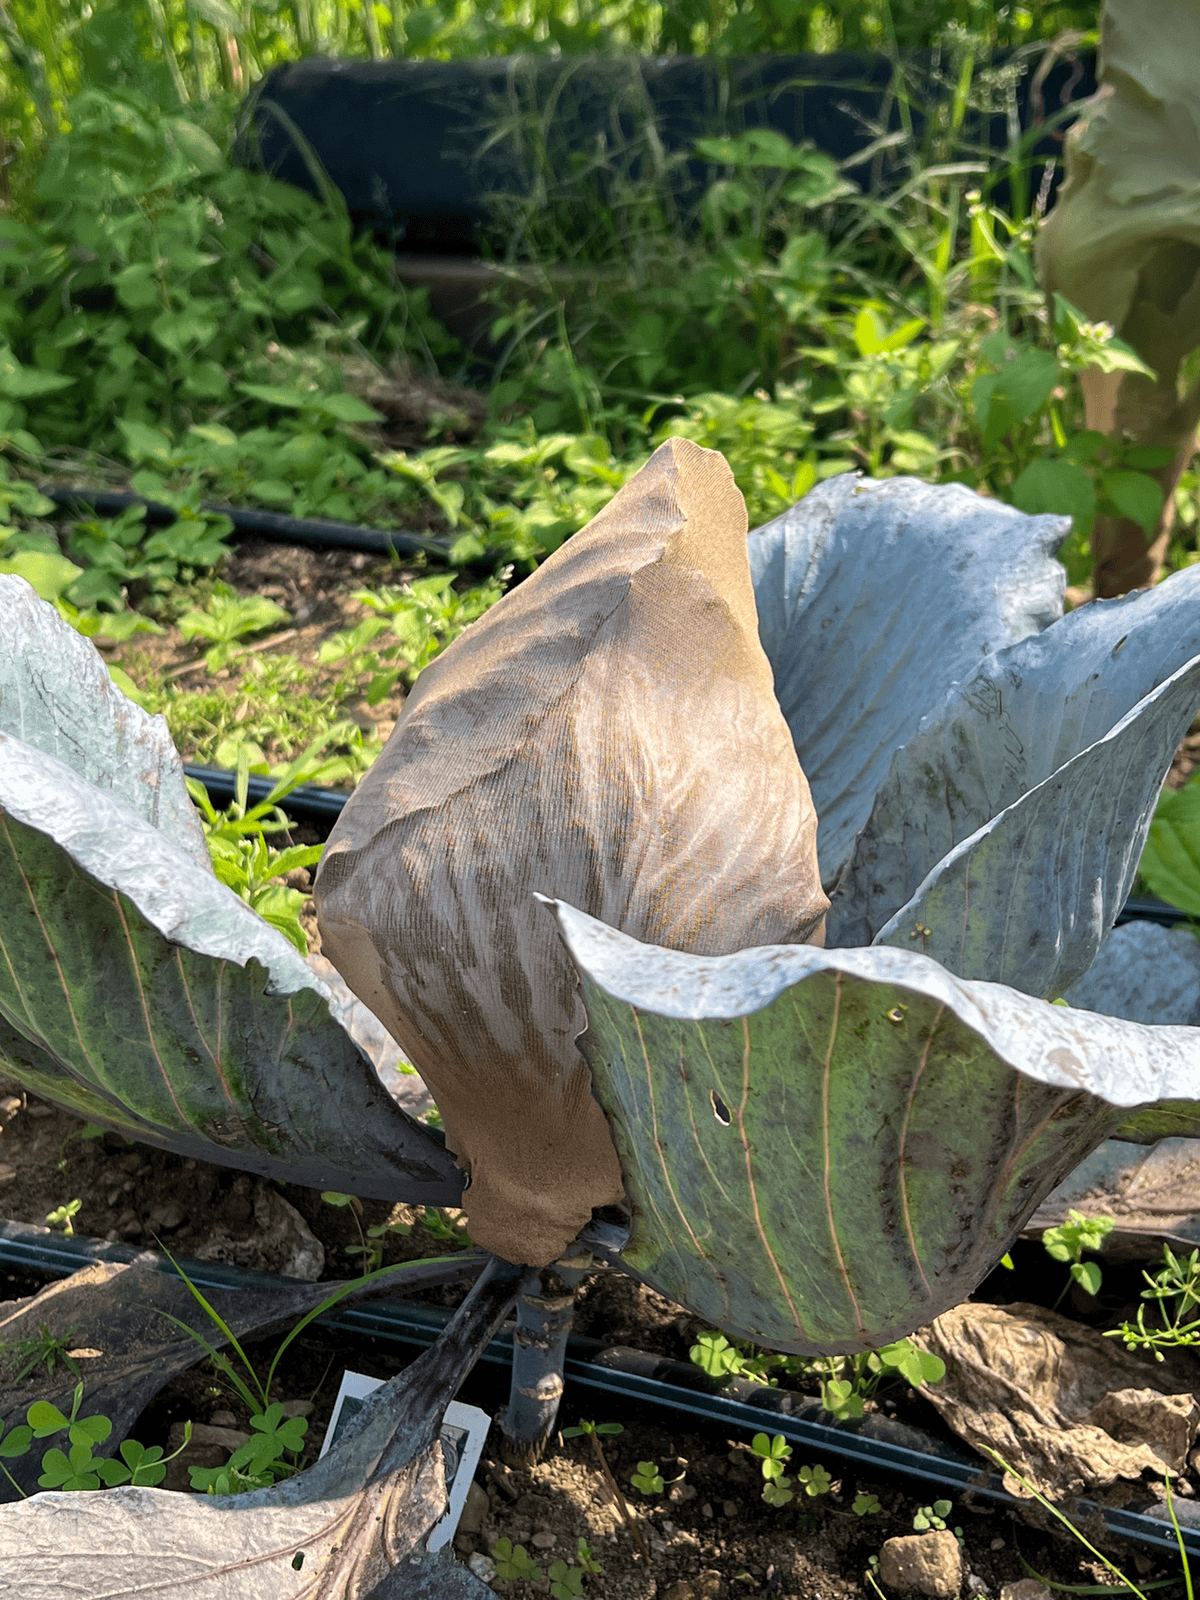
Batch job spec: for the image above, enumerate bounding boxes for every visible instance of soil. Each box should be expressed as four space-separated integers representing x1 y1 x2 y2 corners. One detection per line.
1 1085 1197 1599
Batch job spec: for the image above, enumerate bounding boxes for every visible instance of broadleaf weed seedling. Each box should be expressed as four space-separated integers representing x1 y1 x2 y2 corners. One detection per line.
492 1537 543 1582
44 1199 81 1235
0 1380 193 1496
1042 1209 1114 1306
630 1459 664 1495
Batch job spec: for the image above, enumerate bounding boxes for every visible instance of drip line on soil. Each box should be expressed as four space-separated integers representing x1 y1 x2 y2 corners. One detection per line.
40 484 458 565
1 1218 1195 1562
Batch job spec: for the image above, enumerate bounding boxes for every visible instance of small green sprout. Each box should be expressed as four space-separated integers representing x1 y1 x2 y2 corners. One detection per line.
574 1540 602 1577
492 1538 543 1581
548 1561 586 1598
45 1199 81 1235
1043 1209 1114 1304
189 1401 308 1494
630 1460 664 1495
913 1499 954 1532
797 1463 833 1497
853 1492 883 1516
2 1323 81 1383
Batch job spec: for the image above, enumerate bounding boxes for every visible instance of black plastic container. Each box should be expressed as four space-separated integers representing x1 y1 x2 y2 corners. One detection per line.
236 48 1097 258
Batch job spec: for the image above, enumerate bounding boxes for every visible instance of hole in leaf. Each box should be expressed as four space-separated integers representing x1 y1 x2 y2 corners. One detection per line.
292 1553 305 1571
886 1006 907 1024
710 1091 731 1126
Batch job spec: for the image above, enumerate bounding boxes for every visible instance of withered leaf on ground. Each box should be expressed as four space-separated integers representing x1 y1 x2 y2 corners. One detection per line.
912 1301 1200 1500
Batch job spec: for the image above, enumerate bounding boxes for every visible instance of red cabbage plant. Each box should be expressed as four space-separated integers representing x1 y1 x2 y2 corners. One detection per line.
2 438 1200 1595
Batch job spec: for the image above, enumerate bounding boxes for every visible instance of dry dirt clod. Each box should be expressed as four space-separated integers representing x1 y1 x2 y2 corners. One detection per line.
878 1531 964 1598
662 1573 727 1600
998 1582 1054 1600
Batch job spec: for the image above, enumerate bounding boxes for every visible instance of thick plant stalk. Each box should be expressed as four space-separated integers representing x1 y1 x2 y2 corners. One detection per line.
498 1247 592 1467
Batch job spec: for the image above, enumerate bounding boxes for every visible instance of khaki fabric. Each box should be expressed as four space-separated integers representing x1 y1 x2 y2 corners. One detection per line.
315 437 827 1267
1036 0 1200 594
1036 0 1200 338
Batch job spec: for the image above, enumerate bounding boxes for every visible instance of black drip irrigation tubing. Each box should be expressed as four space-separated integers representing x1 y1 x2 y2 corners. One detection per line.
39 485 468 568
0 1221 1195 1561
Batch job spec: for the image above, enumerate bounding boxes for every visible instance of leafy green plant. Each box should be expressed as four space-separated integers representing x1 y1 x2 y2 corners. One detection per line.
44 1199 81 1235
853 1492 882 1516
1042 1209 1114 1305
797 1463 833 1498
321 1191 413 1272
0 1323 81 1384
189 1401 309 1495
629 1459 664 1495
912 1499 954 1532
185 740 333 951
319 572 505 704
1138 770 1200 919
492 1537 543 1582
750 1431 794 1505
175 582 291 671
0 1380 191 1496
1106 1245 1200 1361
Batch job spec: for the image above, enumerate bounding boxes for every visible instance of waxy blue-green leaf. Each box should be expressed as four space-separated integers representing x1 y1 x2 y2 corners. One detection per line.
0 728 461 1205
549 899 1200 1354
874 654 1200 996
830 565 1200 949
0 575 209 870
747 476 1068 884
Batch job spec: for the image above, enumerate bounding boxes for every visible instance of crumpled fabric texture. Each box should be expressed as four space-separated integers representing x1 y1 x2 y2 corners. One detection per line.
315 437 826 1267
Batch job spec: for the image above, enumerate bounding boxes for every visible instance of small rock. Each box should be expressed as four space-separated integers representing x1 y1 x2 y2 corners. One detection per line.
105 1187 124 1208
148 1200 187 1232
879 1532 963 1598
999 1583 1053 1600
990 1539 1005 1552
467 1553 495 1583
701 1501 714 1519
722 1499 738 1518
209 1410 238 1428
0 1163 15 1187
168 1422 251 1453
693 1574 727 1600
0 1095 22 1122
453 1532 478 1557
669 1482 698 1504
457 1479 489 1535
661 1519 676 1535
530 1531 556 1549
967 1578 989 1596
115 1209 142 1239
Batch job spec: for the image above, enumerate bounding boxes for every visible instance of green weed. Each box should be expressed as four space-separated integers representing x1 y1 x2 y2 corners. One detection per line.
1043 1209 1114 1306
